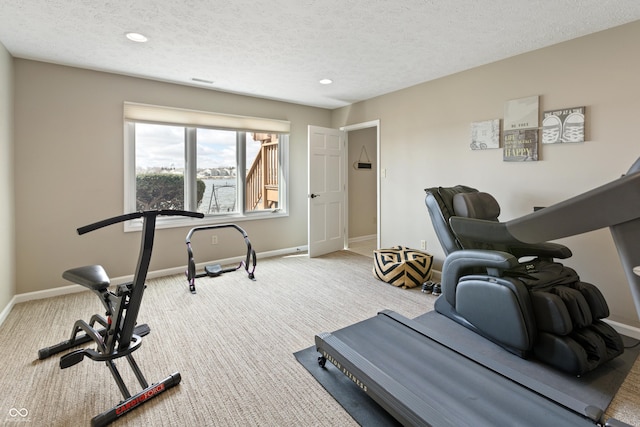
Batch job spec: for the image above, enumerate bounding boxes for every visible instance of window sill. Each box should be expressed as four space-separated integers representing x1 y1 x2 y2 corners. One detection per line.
123 209 288 232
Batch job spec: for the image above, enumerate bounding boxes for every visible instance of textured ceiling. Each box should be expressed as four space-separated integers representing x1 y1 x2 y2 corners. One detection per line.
1 1 640 109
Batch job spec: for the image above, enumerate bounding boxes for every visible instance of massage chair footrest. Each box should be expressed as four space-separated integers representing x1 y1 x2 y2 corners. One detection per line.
534 320 624 375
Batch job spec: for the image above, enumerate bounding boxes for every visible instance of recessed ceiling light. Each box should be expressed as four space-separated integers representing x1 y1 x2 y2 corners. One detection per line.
125 32 148 43
319 78 333 85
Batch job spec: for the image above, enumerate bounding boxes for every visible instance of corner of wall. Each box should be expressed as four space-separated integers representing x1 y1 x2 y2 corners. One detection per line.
0 40 16 315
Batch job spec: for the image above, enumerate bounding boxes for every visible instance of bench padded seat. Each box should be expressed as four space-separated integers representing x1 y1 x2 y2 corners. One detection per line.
62 265 110 291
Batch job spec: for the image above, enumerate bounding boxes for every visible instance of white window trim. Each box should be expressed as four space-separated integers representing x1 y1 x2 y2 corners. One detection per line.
123 104 290 232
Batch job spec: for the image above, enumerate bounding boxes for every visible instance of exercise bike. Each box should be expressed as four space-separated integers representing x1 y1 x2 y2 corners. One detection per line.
38 209 204 427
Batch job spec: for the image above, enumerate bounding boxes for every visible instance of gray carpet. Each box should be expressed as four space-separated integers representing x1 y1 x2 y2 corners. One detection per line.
1 250 638 426
0 251 431 426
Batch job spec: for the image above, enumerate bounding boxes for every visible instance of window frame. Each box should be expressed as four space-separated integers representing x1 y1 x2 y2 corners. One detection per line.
123 104 290 232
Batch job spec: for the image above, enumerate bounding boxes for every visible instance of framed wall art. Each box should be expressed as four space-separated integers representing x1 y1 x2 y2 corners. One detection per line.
503 129 539 162
542 106 585 144
470 119 500 150
503 96 539 162
504 95 539 131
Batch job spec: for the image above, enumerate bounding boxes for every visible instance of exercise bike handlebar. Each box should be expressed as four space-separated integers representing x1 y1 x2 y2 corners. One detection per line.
77 210 204 235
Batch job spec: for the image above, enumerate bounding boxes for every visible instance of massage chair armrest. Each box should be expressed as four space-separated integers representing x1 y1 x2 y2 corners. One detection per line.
450 217 572 259
441 249 520 307
507 242 572 260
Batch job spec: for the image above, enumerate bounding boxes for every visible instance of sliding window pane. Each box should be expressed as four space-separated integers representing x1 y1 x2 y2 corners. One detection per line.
197 128 238 214
135 123 185 210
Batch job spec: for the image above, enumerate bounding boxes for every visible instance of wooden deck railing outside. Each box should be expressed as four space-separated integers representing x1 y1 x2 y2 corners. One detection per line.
246 140 278 210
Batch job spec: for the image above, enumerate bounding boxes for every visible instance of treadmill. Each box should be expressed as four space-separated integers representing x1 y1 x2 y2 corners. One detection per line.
315 157 640 427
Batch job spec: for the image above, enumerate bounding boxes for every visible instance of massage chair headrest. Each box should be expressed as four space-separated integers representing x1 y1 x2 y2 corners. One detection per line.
452 192 500 221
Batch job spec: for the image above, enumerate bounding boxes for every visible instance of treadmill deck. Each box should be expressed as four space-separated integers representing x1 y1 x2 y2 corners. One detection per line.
315 310 603 427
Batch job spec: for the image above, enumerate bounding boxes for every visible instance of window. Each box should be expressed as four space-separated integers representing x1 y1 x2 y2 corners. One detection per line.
124 103 289 228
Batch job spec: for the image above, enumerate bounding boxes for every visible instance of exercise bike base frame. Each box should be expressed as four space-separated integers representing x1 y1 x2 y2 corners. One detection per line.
91 372 181 427
38 324 150 360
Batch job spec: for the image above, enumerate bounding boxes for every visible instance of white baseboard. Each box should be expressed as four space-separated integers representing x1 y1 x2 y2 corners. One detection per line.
604 319 640 340
3 255 639 341
142 245 310 282
348 234 376 243
13 283 87 304
0 296 16 327
0 245 309 328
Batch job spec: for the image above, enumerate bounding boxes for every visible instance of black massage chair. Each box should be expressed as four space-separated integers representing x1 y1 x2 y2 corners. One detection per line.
424 186 624 375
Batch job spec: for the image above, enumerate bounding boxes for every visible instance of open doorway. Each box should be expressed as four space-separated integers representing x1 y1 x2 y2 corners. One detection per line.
306 121 379 258
344 121 379 257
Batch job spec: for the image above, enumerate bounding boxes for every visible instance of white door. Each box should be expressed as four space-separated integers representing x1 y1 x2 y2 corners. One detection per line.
308 125 346 257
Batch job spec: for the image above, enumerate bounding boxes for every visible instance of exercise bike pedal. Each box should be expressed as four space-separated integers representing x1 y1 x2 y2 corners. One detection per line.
60 350 86 369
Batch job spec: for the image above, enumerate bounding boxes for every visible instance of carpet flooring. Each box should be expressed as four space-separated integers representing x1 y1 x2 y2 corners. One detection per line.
0 251 430 426
1 250 638 426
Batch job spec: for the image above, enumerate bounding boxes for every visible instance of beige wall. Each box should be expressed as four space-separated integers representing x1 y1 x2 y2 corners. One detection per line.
348 127 377 238
332 21 640 326
8 20 640 328
0 42 14 312
13 60 331 294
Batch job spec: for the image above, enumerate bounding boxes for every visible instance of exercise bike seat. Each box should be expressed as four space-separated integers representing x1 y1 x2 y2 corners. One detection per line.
62 265 110 291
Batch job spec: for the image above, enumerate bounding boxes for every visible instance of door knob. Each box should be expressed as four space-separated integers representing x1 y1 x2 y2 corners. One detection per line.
310 193 320 198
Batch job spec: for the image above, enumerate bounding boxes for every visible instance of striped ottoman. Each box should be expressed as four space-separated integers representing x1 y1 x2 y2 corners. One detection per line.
373 246 433 289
